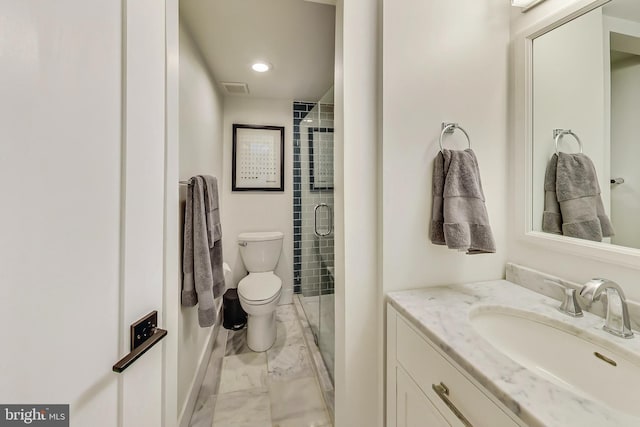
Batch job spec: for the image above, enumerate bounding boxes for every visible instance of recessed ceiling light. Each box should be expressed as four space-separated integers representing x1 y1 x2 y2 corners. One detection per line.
252 62 271 73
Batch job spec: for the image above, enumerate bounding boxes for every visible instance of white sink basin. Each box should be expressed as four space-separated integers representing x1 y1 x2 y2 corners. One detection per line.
470 306 640 416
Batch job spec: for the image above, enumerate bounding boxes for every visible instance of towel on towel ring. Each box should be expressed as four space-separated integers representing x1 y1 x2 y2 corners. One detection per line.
542 152 614 241
430 149 496 254
182 175 226 327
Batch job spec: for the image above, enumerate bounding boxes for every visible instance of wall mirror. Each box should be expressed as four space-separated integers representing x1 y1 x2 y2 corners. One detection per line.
529 0 640 252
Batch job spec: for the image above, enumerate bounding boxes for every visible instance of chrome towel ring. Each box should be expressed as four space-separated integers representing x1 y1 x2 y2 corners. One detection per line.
439 122 471 151
554 129 583 155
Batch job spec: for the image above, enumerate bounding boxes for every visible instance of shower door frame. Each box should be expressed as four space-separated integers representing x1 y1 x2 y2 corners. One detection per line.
292 100 335 382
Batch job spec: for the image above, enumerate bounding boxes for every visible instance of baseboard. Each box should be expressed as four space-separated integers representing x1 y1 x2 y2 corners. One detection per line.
279 287 294 305
177 308 222 427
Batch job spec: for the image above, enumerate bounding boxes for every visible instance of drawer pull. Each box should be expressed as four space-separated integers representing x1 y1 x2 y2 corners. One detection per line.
432 382 473 427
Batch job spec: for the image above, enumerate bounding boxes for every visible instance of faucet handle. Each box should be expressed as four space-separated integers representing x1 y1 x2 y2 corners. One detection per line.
559 287 584 317
545 280 583 317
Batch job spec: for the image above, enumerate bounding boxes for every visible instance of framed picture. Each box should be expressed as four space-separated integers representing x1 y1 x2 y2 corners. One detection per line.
309 127 334 190
232 124 285 191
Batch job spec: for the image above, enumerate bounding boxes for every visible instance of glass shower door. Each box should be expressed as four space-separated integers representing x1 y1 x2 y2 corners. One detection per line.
311 157 334 381
293 92 335 382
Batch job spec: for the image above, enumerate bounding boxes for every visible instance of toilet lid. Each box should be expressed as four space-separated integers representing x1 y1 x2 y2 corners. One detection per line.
238 272 282 302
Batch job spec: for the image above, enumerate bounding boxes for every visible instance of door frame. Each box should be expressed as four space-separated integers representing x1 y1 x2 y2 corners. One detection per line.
162 0 180 425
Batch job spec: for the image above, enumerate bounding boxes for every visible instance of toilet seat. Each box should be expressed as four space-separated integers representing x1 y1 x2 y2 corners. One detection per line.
238 272 282 304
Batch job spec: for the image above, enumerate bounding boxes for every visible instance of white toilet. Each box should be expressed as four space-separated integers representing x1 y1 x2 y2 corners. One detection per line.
237 231 284 352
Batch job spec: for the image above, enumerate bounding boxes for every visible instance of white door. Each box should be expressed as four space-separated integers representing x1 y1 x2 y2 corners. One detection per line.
0 1 169 426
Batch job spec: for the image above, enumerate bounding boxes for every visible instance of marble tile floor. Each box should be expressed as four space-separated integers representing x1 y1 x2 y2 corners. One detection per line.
189 300 333 427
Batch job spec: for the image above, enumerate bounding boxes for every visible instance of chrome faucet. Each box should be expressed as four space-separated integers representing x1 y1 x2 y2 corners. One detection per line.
580 279 634 339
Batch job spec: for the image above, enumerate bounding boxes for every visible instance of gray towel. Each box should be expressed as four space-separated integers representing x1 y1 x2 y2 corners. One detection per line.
542 154 563 234
555 153 614 241
182 180 197 306
201 175 222 247
430 149 496 254
200 175 226 312
181 176 226 327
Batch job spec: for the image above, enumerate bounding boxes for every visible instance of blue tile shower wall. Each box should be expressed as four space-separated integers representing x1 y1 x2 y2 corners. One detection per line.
292 101 335 297
293 102 316 293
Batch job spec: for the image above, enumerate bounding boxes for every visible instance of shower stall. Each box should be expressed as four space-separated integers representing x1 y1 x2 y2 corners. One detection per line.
292 89 335 382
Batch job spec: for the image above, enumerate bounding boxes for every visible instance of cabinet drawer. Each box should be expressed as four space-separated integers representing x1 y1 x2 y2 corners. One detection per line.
396 317 519 427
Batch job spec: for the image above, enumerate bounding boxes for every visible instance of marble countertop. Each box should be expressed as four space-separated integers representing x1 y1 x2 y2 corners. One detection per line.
387 280 640 427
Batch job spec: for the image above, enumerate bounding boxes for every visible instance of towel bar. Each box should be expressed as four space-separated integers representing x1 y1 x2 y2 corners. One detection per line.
554 129 583 155
439 123 471 151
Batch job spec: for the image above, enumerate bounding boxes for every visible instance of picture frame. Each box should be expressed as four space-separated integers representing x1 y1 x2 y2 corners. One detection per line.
232 124 285 191
308 127 334 191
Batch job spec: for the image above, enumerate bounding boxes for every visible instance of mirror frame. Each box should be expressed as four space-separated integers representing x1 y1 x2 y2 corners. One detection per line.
513 0 640 270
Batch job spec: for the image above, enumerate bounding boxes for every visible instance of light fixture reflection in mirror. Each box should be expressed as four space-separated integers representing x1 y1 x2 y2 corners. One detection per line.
512 0 548 12
530 0 640 250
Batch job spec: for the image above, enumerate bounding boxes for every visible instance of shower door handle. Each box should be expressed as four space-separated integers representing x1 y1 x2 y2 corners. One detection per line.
314 203 333 237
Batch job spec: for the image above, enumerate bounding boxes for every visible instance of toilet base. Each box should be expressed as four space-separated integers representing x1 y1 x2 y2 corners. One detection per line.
246 311 277 352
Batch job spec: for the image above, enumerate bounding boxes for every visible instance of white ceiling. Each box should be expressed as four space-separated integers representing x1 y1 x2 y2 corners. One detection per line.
180 0 336 102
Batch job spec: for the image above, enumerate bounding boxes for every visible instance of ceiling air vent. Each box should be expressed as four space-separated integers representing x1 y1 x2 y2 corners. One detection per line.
221 82 249 95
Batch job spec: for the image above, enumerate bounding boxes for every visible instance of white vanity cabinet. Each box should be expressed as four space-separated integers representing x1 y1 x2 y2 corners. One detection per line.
387 304 525 427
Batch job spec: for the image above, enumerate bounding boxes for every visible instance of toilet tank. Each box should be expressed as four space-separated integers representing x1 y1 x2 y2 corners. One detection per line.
238 231 284 273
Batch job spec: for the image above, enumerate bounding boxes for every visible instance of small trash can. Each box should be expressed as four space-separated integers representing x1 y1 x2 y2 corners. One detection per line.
222 288 247 330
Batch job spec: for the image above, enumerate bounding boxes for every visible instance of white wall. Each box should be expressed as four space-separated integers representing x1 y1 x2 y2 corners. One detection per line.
177 22 225 424
333 0 381 425
382 0 511 292
531 7 606 231
381 0 512 419
509 0 640 304
221 97 294 304
335 1 512 425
